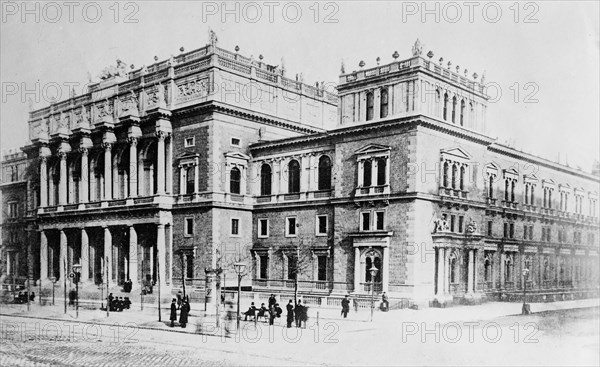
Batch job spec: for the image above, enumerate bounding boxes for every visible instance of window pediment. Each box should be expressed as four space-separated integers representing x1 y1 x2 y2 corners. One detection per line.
559 183 571 193
355 144 390 157
224 151 250 161
440 147 471 162
503 168 519 180
524 174 538 184
542 179 556 188
485 162 500 176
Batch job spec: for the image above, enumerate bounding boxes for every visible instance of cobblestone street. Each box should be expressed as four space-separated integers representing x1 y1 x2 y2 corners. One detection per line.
1 300 598 366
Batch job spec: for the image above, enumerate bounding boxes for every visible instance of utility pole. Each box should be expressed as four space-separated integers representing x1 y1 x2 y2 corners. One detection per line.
63 259 67 314
157 249 161 322
106 256 110 317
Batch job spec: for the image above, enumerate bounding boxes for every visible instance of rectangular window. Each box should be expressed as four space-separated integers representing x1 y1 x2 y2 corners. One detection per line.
186 255 194 278
487 221 493 236
184 136 195 147
546 228 551 242
259 255 269 279
230 137 241 147
450 215 456 232
361 212 371 231
8 202 18 218
231 218 240 236
503 223 508 238
286 217 297 237
258 219 269 238
529 225 533 240
375 211 385 231
316 215 328 235
523 224 528 240
317 255 327 281
184 217 194 237
458 216 464 233
287 256 297 280
509 223 514 239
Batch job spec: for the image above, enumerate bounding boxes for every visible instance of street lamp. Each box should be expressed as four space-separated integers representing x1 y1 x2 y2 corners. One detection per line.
73 263 82 318
369 265 379 322
522 268 530 315
233 262 246 330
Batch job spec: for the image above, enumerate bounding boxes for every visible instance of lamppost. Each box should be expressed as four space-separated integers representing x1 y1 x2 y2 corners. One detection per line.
522 268 530 315
369 265 379 322
49 276 57 305
73 263 82 318
233 262 246 330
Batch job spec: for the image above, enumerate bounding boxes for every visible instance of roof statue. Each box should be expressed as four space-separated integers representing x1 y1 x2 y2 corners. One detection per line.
412 38 423 57
208 28 218 46
98 59 128 80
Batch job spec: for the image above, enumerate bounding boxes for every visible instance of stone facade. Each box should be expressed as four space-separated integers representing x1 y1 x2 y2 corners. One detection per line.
2 39 598 307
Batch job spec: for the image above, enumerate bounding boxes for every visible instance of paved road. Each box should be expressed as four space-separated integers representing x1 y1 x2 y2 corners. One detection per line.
1 306 598 366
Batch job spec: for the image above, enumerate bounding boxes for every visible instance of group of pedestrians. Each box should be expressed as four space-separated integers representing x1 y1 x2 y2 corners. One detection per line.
341 292 390 317
240 294 308 328
107 293 132 312
14 291 35 304
170 297 191 328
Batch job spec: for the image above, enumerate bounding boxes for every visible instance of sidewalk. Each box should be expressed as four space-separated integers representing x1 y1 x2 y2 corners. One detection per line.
1 297 598 338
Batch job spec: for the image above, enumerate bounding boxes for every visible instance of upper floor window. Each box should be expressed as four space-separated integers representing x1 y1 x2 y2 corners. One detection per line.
286 217 297 237
288 159 300 193
230 167 241 194
184 217 194 237
363 160 372 187
318 156 332 191
443 93 448 120
185 166 195 195
366 92 374 121
231 218 240 236
380 88 389 118
460 99 465 126
451 96 457 123
356 145 391 195
230 137 241 147
316 215 328 235
260 164 272 196
8 202 18 218
376 157 386 186
184 136 195 147
258 218 269 238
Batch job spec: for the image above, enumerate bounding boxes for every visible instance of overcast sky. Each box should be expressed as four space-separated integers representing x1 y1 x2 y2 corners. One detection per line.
1 1 598 171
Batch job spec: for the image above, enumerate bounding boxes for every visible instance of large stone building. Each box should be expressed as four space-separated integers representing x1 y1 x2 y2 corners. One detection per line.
2 38 599 306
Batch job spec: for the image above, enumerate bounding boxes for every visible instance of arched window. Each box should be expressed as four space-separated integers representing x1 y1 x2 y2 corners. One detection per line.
488 175 494 198
318 156 332 191
443 161 449 187
443 93 449 120
230 167 241 194
460 99 465 126
511 181 516 202
366 92 374 121
459 166 465 190
260 164 272 196
451 96 457 123
505 180 510 201
451 164 458 189
363 160 372 187
288 159 300 193
380 88 389 118
530 185 535 205
525 184 529 204
376 157 386 186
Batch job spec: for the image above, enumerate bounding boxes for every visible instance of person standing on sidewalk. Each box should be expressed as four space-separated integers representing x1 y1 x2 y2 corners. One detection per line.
286 300 294 328
341 295 350 318
179 300 190 328
170 298 177 327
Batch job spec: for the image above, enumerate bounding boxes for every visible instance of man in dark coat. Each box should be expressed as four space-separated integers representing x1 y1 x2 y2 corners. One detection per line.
295 300 306 328
268 304 276 326
268 294 277 308
275 303 283 318
341 295 350 318
243 302 257 321
179 301 190 328
286 300 294 328
170 298 177 327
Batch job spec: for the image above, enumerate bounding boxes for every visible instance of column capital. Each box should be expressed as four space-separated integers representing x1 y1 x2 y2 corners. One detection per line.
78 147 89 156
126 136 138 146
39 155 49 163
57 150 67 159
101 142 112 151
155 130 168 141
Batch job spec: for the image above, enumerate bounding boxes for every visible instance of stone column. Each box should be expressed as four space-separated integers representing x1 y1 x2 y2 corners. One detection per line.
571 254 576 287
129 225 138 286
81 229 89 282
370 158 377 188
104 227 112 285
499 251 505 289
555 254 561 287
80 148 89 203
156 224 167 286
102 143 112 200
357 160 364 187
272 159 280 196
436 247 444 295
166 136 173 194
354 247 361 292
443 249 450 294
40 156 48 207
382 246 389 293
137 149 145 196
128 137 138 197
194 163 199 194
40 230 48 279
59 230 67 282
58 151 67 205
467 249 474 294
156 131 167 195
179 165 186 194
300 154 309 193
